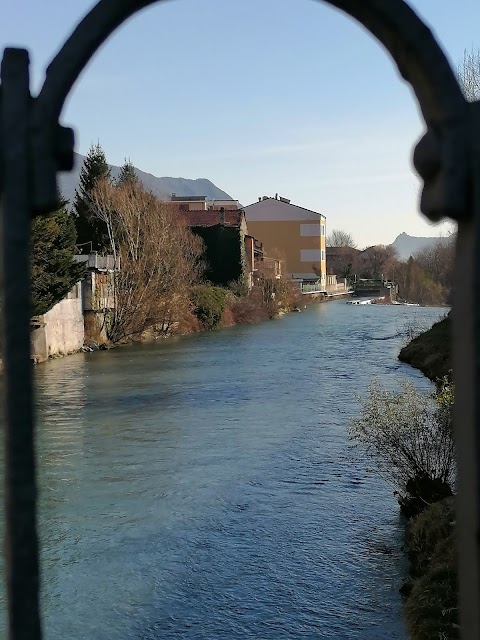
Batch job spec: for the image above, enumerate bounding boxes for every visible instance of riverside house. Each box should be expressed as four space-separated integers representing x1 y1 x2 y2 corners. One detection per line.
170 195 284 289
169 196 250 288
244 195 327 291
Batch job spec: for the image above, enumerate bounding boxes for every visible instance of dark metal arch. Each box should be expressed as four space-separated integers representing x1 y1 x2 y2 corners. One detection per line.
1 2 478 640
38 0 464 124
33 0 468 219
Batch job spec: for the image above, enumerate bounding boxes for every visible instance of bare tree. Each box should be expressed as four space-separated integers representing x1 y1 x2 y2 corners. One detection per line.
326 229 357 248
414 236 455 293
359 245 398 279
457 47 480 102
89 178 204 342
395 257 445 306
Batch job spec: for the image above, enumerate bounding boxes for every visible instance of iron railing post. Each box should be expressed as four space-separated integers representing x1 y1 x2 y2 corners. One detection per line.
455 100 480 639
454 218 479 638
0 49 42 640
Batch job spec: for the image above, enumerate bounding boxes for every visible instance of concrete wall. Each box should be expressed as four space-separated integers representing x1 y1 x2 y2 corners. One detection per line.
326 276 348 293
31 286 84 361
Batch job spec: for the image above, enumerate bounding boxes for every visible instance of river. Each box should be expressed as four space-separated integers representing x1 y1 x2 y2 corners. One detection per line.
0 300 446 639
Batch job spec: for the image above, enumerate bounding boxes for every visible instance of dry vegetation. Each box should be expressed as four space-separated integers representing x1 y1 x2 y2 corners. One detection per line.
404 498 458 640
349 377 455 517
90 178 204 342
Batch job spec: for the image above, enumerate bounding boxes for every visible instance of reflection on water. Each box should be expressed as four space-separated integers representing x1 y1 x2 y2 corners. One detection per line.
0 301 445 639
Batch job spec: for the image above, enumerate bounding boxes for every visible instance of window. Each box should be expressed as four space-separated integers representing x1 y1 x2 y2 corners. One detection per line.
300 249 321 262
300 224 321 237
321 224 325 236
321 250 325 261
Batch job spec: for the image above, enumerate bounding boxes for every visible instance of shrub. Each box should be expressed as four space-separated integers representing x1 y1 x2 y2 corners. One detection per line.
405 552 459 640
229 287 271 324
349 378 455 516
407 497 456 577
228 278 249 298
228 276 301 323
404 497 458 640
190 285 229 330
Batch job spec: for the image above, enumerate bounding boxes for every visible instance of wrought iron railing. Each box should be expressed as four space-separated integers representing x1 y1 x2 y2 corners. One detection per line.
0 1 478 638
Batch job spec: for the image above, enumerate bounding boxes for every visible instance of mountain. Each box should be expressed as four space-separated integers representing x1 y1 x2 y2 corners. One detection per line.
58 152 233 204
390 232 450 260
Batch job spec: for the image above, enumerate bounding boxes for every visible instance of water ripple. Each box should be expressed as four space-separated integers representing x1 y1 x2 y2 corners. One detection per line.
0 301 446 639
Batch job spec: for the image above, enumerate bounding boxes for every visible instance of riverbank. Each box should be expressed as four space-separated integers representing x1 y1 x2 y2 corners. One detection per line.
398 316 458 640
14 285 349 369
398 314 451 382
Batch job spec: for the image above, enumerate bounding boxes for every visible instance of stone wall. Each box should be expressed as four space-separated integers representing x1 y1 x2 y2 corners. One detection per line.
31 286 84 361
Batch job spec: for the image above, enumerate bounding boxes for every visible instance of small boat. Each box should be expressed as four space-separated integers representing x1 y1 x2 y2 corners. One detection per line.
348 299 373 305
391 300 420 307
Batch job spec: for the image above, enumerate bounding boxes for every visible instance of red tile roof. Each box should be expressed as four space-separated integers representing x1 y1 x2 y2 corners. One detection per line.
181 209 245 228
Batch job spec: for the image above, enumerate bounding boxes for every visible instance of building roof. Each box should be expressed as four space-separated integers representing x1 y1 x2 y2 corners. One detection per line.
244 196 326 221
182 209 245 228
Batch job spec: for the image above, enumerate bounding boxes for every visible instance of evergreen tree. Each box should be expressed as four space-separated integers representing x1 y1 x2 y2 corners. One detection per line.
116 158 138 187
73 143 111 252
31 202 86 317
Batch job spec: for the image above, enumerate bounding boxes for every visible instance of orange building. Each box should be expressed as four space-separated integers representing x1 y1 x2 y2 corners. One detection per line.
244 195 326 289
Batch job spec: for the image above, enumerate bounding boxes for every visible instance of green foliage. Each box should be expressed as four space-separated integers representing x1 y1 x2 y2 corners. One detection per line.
31 206 86 316
73 143 111 252
228 278 249 298
349 378 456 515
116 158 138 187
190 285 229 330
404 497 458 640
191 225 244 287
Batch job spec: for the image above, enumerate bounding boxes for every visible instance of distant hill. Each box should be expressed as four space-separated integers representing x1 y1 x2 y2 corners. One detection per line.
390 232 449 260
58 152 233 204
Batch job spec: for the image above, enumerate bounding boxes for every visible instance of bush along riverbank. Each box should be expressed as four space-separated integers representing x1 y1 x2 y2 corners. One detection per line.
87 277 305 349
186 277 303 333
398 322 458 640
402 496 458 640
349 344 458 639
191 278 302 331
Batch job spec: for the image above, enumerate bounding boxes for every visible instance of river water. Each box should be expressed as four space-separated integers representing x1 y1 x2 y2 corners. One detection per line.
0 301 446 639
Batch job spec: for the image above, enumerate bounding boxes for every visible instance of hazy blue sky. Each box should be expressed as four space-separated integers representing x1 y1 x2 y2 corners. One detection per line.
2 0 479 246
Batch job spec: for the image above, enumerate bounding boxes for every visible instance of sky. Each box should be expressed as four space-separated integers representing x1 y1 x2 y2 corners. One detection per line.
2 0 479 247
